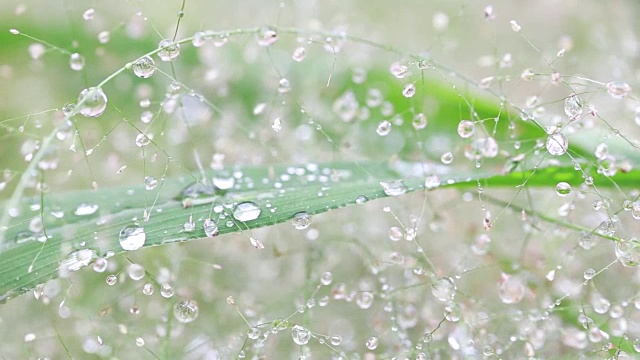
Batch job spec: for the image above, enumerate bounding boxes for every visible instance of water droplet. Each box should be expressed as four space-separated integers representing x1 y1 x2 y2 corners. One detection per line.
355 195 368 204
192 31 206 47
271 117 281 132
249 237 264 249
291 212 311 230
616 240 640 267
181 181 215 199
9 28 19 35
606 81 631 99
390 62 408 78
82 8 95 20
233 202 261 222
366 336 379 350
424 175 441 190
160 283 174 298
564 94 583 119
320 272 333 286
174 299 199 323
510 20 521 32
106 274 117 285
292 46 306 62
412 113 427 130
132 56 155 78
69 53 85 71
388 226 403 241
441 152 454 164
142 283 154 295
98 31 110 44
77 87 108 118
247 327 260 340
135 133 151 147
432 277 456 303
376 120 391 136
75 203 98 216
256 26 278 46
380 180 407 196
277 78 291 93
402 83 416 98
127 263 145 280
157 39 180 61
212 176 234 190
555 182 571 196
203 219 219 237
583 268 596 280
594 143 608 160
457 120 475 138
291 325 311 345
330 335 342 346
546 133 568 156
498 274 525 304
144 176 157 190
356 292 374 309
61 248 97 271
119 225 146 251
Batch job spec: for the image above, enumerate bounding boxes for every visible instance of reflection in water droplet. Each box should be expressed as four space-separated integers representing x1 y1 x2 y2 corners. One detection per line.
432 277 456 303
457 120 475 138
174 299 199 323
366 336 379 350
291 325 311 345
564 94 583 119
69 53 85 71
78 87 108 118
119 225 146 251
376 120 391 136
75 203 99 216
546 133 568 156
144 176 157 190
61 249 97 272
256 26 278 46
291 212 311 230
380 180 407 196
203 219 219 237
356 291 374 309
157 39 180 61
233 202 261 222
132 56 156 78
212 176 235 190
555 182 571 196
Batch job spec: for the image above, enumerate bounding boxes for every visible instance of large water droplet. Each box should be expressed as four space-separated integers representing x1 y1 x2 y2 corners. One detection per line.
498 274 525 304
212 176 235 190
61 248 97 271
606 81 631 99
203 219 219 237
69 53 85 71
119 225 146 251
432 277 456 303
77 87 108 118
135 133 151 147
380 180 407 196
564 94 583 119
457 120 475 138
546 133 568 155
256 26 278 46
555 182 571 196
75 203 99 216
157 39 180 61
291 212 311 230
291 325 311 345
132 56 156 78
174 299 199 323
233 202 261 222
616 240 640 267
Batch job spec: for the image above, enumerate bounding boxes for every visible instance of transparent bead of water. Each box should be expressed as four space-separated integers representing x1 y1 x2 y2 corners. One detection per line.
356 292 374 309
594 143 608 160
555 182 571 196
271 117 281 132
213 33 229 47
564 94 583 119
457 120 475 138
376 120 391 136
233 202 261 221
402 83 416 98
144 176 157 190
160 283 174 298
355 195 368 204
135 133 151 147
412 113 427 129
424 175 441 190
277 78 291 94
510 20 521 32
247 327 260 340
119 225 146 251
390 62 408 78
292 47 306 62
75 203 98 216
135 337 145 347
380 180 407 196
606 81 631 99
616 240 640 267
320 272 333 286
98 30 110 44
249 237 264 249
583 268 596 280
330 335 342 346
546 133 568 156
174 299 199 323
388 226 403 241
366 336 379 350
142 283 154 295
158 39 180 61
291 212 311 230
498 274 525 304
82 8 95 20
432 277 456 303
69 53 85 71
106 274 117 285
127 263 145 280
441 152 454 164
256 26 278 46
192 31 206 47
78 87 108 118
132 56 155 78
291 325 311 345
93 258 108 273
203 219 219 237
61 248 97 272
